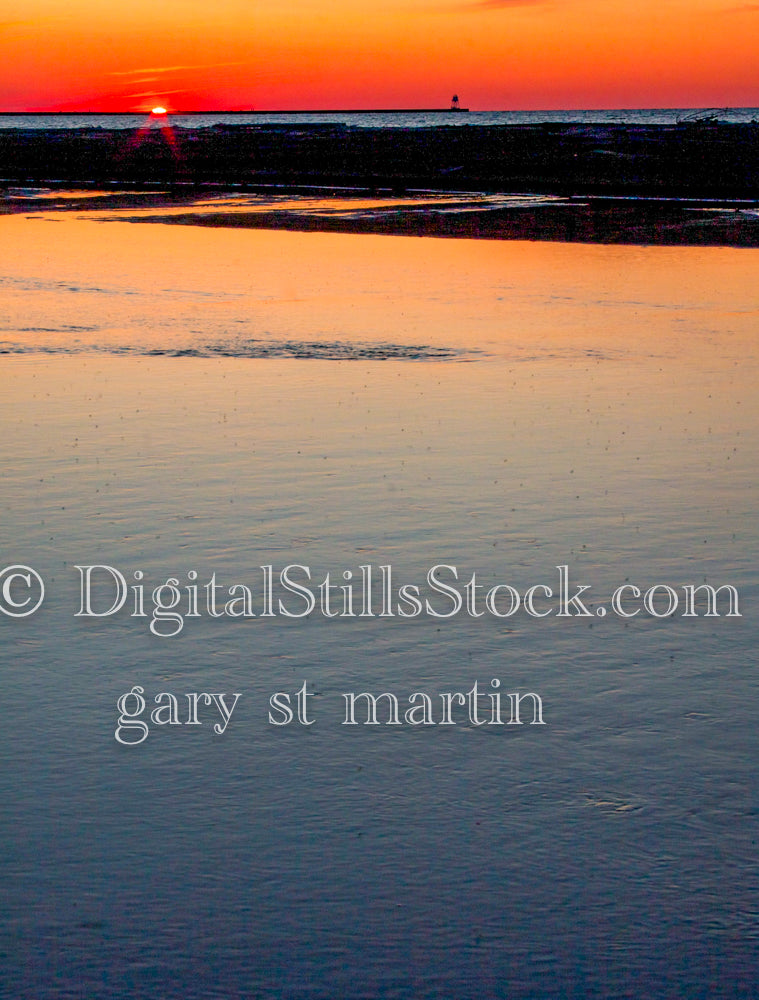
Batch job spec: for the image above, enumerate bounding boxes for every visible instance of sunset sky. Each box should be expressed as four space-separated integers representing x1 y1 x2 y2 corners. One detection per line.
2 0 758 112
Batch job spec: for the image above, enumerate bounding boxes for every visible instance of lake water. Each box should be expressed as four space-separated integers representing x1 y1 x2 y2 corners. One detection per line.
2 107 759 130
1 208 758 998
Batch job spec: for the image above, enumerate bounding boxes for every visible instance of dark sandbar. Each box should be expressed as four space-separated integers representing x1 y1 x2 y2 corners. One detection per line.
107 200 759 248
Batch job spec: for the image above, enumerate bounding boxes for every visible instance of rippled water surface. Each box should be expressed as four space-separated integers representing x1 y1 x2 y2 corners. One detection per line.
1 212 758 998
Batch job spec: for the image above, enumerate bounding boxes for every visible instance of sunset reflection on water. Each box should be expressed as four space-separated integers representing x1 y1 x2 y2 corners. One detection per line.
1 208 758 998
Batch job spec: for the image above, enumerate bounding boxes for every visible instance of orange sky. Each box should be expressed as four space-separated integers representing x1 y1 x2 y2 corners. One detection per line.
2 0 758 111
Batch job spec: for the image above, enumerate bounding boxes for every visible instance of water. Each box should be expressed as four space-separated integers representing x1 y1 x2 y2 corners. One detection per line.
1 209 758 997
2 107 759 130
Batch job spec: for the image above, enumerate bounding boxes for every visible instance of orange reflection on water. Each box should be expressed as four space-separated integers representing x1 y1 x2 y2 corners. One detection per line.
1 210 758 373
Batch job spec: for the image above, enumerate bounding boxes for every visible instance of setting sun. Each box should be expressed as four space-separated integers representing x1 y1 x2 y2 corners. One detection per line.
150 106 167 115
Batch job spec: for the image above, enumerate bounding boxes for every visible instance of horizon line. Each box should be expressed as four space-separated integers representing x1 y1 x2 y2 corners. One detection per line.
2 104 758 116
0 108 473 116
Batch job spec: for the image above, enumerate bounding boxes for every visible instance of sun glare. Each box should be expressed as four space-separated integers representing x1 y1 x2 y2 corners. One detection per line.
151 106 167 115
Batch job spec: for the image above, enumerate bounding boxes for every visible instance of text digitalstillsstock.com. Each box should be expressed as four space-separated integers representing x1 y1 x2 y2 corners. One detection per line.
0 563 740 633
0 562 742 746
